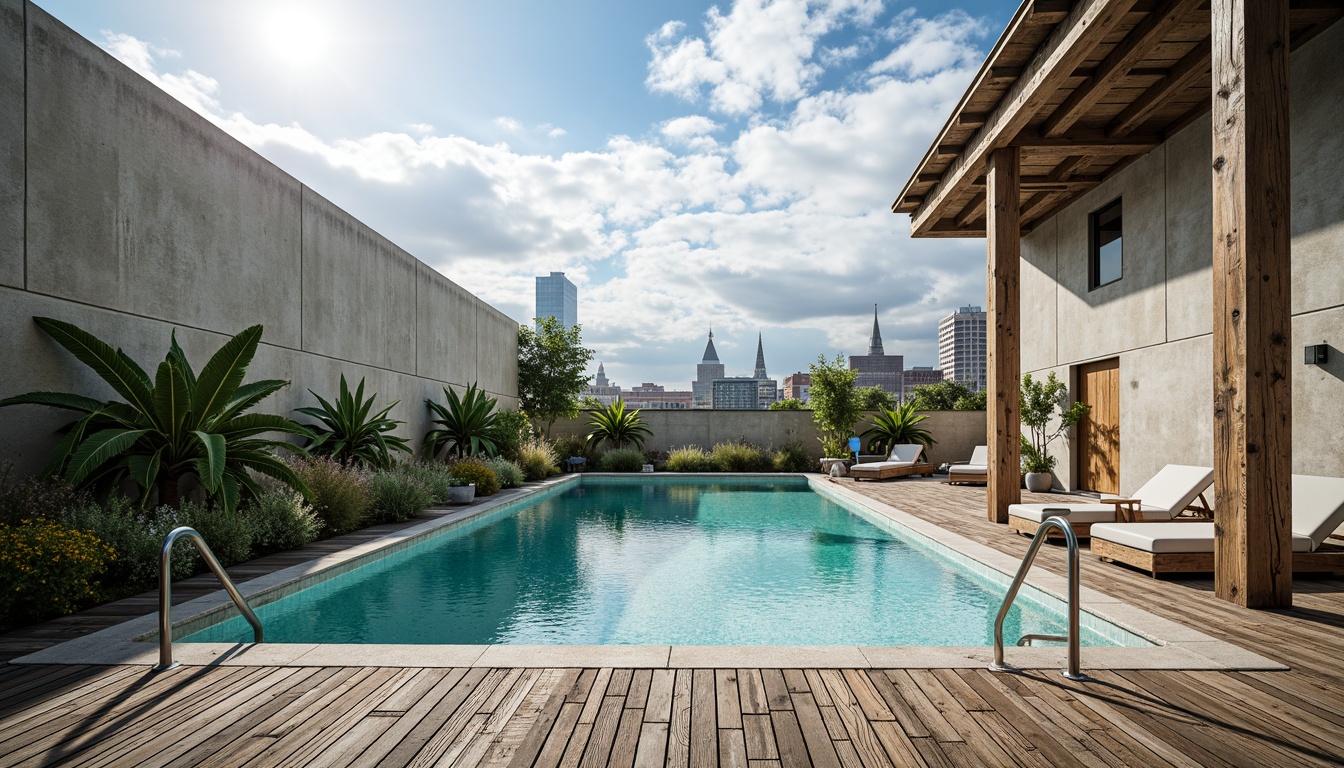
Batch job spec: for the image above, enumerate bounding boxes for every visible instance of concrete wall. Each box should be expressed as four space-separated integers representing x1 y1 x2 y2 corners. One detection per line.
548 410 987 470
0 2 518 475
1021 20 1344 498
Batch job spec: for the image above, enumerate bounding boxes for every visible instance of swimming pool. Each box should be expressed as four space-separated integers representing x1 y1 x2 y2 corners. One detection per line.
182 476 1146 647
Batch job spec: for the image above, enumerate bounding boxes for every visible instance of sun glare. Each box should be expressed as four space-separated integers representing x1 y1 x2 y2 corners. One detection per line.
260 5 332 71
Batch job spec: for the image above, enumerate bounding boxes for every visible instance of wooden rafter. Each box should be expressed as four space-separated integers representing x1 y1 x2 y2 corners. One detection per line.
1041 0 1203 137
909 0 1145 236
1107 38 1211 137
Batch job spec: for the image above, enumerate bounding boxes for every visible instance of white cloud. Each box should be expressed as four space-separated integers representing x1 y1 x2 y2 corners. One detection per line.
547 126 567 138
98 3 989 385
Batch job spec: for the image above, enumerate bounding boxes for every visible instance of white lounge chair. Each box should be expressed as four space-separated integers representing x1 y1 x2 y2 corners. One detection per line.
849 444 933 481
1007 464 1213 538
946 445 988 485
1091 474 1344 575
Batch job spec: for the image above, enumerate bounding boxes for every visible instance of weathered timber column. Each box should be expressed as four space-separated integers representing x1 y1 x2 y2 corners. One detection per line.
986 146 1021 523
1211 0 1293 607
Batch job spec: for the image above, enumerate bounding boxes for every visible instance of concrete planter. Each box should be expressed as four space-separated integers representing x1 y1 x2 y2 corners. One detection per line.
1024 472 1053 493
448 484 476 505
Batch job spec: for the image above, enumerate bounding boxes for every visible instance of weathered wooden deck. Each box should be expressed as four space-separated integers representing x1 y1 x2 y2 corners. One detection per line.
3 478 1343 767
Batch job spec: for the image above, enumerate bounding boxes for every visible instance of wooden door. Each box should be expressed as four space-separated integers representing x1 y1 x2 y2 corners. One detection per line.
1076 358 1120 494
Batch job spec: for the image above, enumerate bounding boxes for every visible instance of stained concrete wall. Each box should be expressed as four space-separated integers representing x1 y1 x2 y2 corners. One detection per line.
548 410 987 470
0 2 518 475
1022 20 1344 501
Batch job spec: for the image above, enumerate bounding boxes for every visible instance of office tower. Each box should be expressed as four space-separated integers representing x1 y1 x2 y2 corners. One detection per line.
692 330 726 408
535 271 578 330
938 305 987 392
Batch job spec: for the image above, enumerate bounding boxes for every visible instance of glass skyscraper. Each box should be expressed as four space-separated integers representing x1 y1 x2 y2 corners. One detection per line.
534 272 578 330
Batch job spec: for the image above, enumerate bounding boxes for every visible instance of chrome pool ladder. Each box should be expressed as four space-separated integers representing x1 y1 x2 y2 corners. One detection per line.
990 511 1089 681
154 526 263 671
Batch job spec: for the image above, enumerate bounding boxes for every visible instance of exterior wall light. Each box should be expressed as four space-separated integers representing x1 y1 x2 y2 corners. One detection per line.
1305 344 1328 365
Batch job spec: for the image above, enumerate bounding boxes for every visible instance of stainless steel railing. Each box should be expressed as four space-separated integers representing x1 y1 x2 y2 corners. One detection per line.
154 526 263 671
989 511 1088 681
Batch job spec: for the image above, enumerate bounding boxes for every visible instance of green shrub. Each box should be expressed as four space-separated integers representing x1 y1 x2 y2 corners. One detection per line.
491 410 532 462
0 519 114 629
551 435 592 463
666 446 713 472
64 497 195 590
517 440 560 481
450 459 500 496
180 501 254 567
291 457 371 536
484 457 525 489
244 490 320 555
368 471 434 523
772 442 811 473
598 448 646 472
296 375 412 469
389 462 456 505
710 442 772 472
0 463 92 526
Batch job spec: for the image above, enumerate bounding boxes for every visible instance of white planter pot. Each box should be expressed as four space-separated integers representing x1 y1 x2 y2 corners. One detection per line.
448 483 476 504
1024 472 1053 493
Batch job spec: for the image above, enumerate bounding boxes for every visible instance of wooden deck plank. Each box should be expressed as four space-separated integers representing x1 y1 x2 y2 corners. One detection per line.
741 714 779 761
759 670 792 711
606 707 644 768
577 696 624 768
737 669 768 715
665 669 693 768
716 669 742 729
530 701 584 768
719 728 749 768
643 669 675 724
788 692 841 768
631 722 668 768
691 669 720 768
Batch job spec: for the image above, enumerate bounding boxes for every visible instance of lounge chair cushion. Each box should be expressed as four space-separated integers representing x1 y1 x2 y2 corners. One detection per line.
886 444 924 463
964 446 988 466
1090 522 1315 554
1293 475 1344 550
948 464 986 478
1127 465 1214 516
1008 503 1170 525
853 460 918 473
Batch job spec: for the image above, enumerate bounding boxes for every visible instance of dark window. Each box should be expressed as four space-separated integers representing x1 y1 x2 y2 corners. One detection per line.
1090 198 1123 289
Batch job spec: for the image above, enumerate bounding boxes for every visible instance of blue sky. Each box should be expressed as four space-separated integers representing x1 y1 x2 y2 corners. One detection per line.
40 0 1011 390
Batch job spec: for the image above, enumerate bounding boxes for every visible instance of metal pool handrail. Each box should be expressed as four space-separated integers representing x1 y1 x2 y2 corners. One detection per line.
154 526 263 671
989 511 1088 681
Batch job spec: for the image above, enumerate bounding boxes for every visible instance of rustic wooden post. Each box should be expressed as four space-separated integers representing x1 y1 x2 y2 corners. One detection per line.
1211 0 1293 607
986 146 1022 523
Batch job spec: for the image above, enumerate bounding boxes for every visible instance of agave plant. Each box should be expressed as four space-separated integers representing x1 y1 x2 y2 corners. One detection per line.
586 399 652 451
296 375 411 469
0 318 311 511
424 382 500 459
861 401 937 456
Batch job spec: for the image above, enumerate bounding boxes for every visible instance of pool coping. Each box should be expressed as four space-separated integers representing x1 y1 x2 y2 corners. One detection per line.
11 473 1285 672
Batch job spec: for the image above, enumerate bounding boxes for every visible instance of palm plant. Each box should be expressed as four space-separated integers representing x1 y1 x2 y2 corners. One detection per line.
861 402 937 456
586 399 652 451
0 318 311 511
295 375 411 469
424 382 500 459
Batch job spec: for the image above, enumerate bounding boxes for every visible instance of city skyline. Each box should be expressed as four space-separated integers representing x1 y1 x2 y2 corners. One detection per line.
42 0 1010 395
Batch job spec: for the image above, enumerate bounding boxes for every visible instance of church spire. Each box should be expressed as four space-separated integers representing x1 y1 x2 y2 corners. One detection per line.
868 304 885 356
700 328 720 363
754 333 768 379
594 362 608 387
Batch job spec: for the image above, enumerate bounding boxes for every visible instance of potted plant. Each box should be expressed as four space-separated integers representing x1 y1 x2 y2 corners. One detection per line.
861 402 937 457
1019 372 1090 492
447 477 476 505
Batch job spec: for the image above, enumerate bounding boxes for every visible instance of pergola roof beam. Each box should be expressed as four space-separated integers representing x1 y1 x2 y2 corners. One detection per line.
1107 37 1212 137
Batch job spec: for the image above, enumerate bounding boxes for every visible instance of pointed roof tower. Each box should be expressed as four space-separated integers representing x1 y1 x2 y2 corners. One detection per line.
701 328 720 364
753 333 769 379
868 304 885 356
594 362 609 387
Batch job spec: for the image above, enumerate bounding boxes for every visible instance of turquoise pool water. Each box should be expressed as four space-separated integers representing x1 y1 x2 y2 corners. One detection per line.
183 477 1134 646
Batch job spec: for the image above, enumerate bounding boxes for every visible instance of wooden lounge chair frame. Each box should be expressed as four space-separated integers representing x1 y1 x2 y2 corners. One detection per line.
944 465 988 485
1092 538 1344 576
1008 493 1213 539
849 462 935 481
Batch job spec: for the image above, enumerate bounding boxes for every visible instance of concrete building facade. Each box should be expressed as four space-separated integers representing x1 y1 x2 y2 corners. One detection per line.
0 3 518 475
849 306 903 396
781 373 811 402
937 306 987 392
711 378 762 410
623 383 693 410
534 271 577 330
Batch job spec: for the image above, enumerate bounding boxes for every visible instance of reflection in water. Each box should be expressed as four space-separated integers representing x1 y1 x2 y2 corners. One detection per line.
186 481 1102 646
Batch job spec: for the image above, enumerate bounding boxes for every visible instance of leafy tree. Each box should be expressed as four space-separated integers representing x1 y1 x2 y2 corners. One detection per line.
586 399 652 451
769 398 807 411
807 354 861 458
908 380 972 411
856 385 896 411
0 318 310 511
1020 372 1089 473
954 390 987 410
517 317 596 438
295 375 411 469
861 402 937 456
424 382 500 459
578 396 604 410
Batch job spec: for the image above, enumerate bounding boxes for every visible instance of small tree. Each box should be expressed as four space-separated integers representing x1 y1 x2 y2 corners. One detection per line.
856 385 896 411
808 354 861 458
908 380 972 411
954 390 987 410
769 398 807 411
517 317 596 439
1020 372 1089 473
